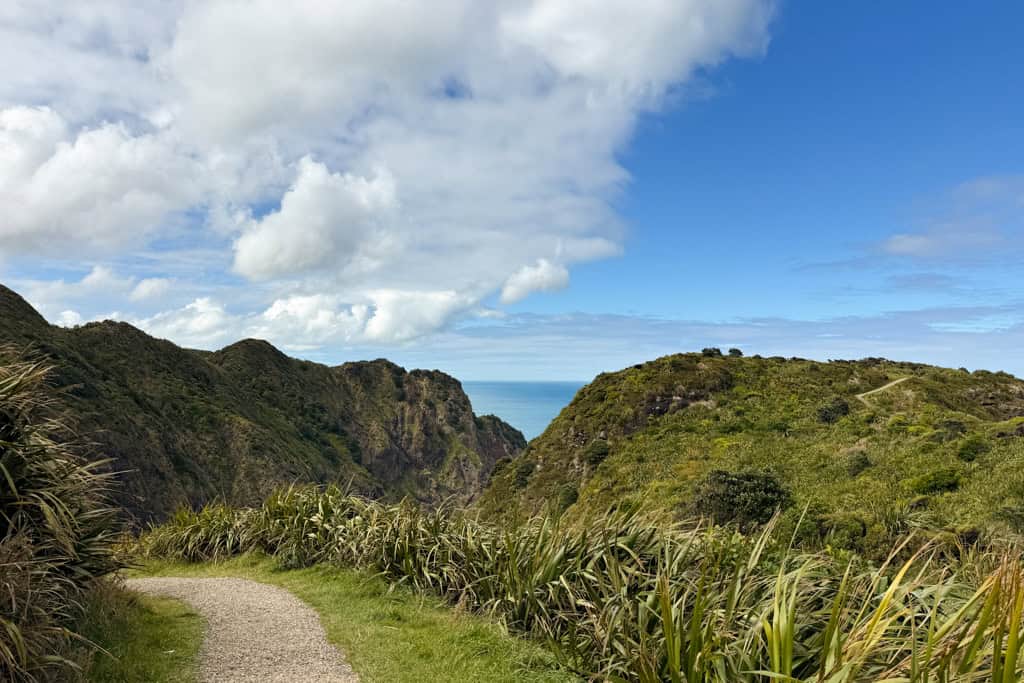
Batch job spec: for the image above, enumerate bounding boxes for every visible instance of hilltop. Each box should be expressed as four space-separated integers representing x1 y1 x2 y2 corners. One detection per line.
478 350 1024 552
0 284 524 521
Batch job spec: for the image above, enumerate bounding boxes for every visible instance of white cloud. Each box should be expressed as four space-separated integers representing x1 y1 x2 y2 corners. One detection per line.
254 289 469 344
56 309 82 327
232 158 397 280
0 107 203 252
136 297 235 348
362 289 472 342
19 265 133 319
0 3 179 121
0 106 68 187
127 288 475 348
130 277 172 301
2 0 776 344
255 289 472 344
500 259 569 303
500 0 772 94
258 294 369 342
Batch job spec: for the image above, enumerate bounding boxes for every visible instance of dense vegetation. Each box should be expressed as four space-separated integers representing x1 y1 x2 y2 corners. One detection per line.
479 352 1024 556
0 356 122 681
0 284 524 521
141 486 1024 682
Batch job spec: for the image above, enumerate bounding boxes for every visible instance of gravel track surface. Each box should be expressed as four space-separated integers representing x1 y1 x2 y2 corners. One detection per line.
127 577 359 682
855 376 911 405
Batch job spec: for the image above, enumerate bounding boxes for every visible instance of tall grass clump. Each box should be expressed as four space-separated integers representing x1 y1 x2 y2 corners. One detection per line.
0 355 122 681
141 485 1024 681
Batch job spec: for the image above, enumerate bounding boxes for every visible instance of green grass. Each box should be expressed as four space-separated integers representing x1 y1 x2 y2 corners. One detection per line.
131 553 576 683
77 581 203 683
478 353 1024 553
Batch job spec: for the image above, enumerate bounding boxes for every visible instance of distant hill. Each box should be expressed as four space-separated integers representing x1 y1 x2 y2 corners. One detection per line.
0 284 525 522
477 350 1024 552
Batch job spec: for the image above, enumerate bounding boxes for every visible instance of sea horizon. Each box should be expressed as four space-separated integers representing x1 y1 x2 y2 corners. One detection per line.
462 380 585 441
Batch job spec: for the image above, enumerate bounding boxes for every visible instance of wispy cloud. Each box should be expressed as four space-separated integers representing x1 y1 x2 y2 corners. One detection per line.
875 175 1024 262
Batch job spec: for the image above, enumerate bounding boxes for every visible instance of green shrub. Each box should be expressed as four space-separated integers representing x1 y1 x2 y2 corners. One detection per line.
692 469 791 530
513 460 535 488
909 468 961 495
956 435 990 462
846 450 872 476
556 484 578 512
930 419 967 443
888 413 910 432
996 504 1024 533
727 348 743 357
816 397 850 424
820 511 869 550
583 439 610 467
490 456 512 479
764 419 791 435
701 347 723 357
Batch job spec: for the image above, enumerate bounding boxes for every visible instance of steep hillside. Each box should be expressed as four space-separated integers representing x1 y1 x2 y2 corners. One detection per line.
0 284 524 521
478 350 1024 552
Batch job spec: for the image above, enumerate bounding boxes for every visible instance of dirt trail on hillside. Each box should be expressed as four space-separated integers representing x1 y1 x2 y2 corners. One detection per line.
127 577 359 683
855 376 911 405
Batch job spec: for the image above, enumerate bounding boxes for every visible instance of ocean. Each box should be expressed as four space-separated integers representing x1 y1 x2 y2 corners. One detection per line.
462 381 585 441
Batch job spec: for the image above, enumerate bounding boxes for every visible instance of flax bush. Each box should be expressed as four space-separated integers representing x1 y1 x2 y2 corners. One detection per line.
142 485 1024 681
0 357 122 681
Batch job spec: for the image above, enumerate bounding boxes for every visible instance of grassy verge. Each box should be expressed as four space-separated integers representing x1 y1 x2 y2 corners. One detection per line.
76 580 203 682
130 553 576 683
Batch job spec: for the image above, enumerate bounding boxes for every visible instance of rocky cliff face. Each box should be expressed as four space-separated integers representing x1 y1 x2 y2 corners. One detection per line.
0 284 525 521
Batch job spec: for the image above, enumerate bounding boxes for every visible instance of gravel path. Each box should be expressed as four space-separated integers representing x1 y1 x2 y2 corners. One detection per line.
855 376 911 405
127 577 359 683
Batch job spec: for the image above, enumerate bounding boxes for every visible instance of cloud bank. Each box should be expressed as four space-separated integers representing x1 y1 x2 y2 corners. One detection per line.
0 0 775 345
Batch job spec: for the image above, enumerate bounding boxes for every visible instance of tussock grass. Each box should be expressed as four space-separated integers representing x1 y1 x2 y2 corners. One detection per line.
0 355 122 681
141 485 1024 681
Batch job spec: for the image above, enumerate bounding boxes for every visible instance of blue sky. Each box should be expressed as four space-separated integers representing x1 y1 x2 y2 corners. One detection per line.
1 2 1023 380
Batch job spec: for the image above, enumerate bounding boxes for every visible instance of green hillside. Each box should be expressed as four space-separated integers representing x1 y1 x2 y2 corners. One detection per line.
478 350 1024 553
0 284 524 522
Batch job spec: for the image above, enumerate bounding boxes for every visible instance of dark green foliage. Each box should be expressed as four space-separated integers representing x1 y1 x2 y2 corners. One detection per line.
701 347 723 357
846 450 872 476
727 347 744 357
819 511 869 550
957 434 990 462
556 485 578 512
0 356 122 681
513 460 535 488
490 456 512 479
692 469 791 530
910 468 962 495
584 439 610 466
932 419 967 442
816 397 850 424
995 504 1024 533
